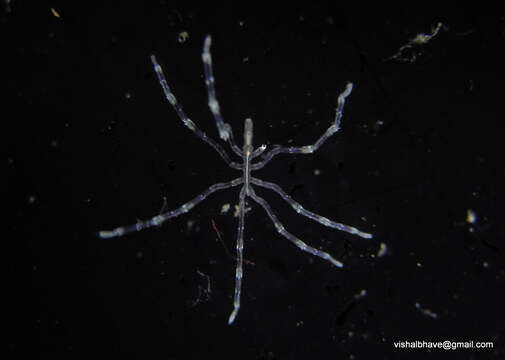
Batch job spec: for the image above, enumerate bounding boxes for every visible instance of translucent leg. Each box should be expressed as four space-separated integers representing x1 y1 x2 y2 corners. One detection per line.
228 186 246 325
150 55 241 170
251 83 353 171
248 188 344 268
98 178 243 239
251 177 372 239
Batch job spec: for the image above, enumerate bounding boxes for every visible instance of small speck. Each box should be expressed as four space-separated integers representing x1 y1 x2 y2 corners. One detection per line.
125 92 132 99
187 219 195 231
50 8 61 18
136 251 143 259
238 21 244 26
483 261 489 268
28 195 36 204
354 289 367 299
221 203 230 214
416 262 422 268
466 209 477 224
415 302 438 319
377 242 387 258
50 140 58 147
314 168 321 176
178 31 189 43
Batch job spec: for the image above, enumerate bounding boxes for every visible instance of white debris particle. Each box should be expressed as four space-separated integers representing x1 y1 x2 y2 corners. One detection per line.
415 302 438 319
187 219 195 231
377 242 387 258
466 209 477 224
234 204 251 217
125 92 131 99
221 203 231 214
178 31 189 43
483 261 489 268
387 22 445 63
28 195 36 204
314 168 321 176
50 8 61 18
354 289 367 299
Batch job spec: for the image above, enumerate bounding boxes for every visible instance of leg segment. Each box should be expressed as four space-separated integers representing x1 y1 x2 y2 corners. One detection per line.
202 35 231 142
99 178 243 239
150 55 241 170
250 83 353 171
248 188 344 268
250 178 372 239
228 186 246 325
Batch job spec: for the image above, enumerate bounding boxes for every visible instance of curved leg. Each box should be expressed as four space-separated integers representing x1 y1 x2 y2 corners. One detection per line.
251 178 372 239
250 83 353 171
151 55 241 170
99 178 243 239
248 188 343 268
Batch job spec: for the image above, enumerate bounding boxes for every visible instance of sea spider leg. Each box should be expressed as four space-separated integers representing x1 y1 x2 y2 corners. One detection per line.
250 83 353 171
150 55 241 170
228 186 246 324
248 187 344 267
202 35 232 142
98 178 243 239
250 177 372 239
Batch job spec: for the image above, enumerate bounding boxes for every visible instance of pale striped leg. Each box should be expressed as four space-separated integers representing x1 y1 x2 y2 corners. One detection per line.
224 122 243 157
251 178 372 239
98 178 243 239
250 83 353 171
150 55 241 170
202 35 231 142
248 188 344 268
228 186 246 325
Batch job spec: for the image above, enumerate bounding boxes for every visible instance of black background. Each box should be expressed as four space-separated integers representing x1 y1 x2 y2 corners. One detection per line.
7 1 505 359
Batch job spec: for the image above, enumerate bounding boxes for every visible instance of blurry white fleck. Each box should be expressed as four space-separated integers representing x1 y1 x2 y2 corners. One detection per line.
314 168 321 176
354 289 367 299
238 20 244 26
136 251 143 259
416 262 422 268
377 242 387 258
28 195 36 204
234 204 251 217
125 92 131 99
242 57 249 63
50 7 60 18
387 22 444 63
221 203 231 214
483 261 489 268
187 219 195 231
415 302 438 319
50 139 58 147
178 31 189 43
466 209 476 224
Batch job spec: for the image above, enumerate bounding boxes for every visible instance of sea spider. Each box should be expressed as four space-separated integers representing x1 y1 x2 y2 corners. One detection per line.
99 35 372 324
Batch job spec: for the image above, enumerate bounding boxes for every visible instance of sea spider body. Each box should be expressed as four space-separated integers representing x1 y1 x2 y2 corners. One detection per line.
99 35 372 324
